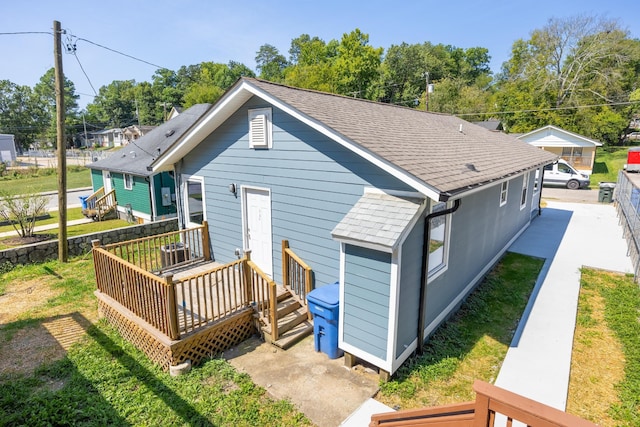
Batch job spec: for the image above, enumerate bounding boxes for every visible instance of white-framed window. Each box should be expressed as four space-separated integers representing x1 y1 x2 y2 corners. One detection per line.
248 107 272 149
184 176 205 225
499 181 508 207
124 174 133 190
520 172 530 210
428 201 451 278
533 168 541 194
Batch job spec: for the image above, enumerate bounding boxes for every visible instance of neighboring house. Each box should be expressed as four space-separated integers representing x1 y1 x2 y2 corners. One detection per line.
517 125 602 174
88 104 211 223
91 128 125 148
0 134 18 162
167 106 183 121
472 119 503 132
123 125 156 145
150 78 556 377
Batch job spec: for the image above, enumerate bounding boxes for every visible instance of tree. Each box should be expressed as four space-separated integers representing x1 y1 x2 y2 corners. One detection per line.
0 190 48 238
33 68 79 147
255 44 288 81
86 80 137 128
496 15 634 143
0 80 47 151
284 34 338 92
332 29 383 97
182 61 254 107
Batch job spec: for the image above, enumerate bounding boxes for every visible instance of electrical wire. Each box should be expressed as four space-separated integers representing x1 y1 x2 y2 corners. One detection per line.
454 100 640 117
74 36 167 70
71 52 98 96
0 31 52 36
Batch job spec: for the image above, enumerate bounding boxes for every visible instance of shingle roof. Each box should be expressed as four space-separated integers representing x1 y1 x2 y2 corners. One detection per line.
331 192 424 250
90 103 211 176
245 78 557 197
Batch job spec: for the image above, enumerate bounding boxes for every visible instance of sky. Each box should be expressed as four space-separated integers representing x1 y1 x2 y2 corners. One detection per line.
1 0 639 110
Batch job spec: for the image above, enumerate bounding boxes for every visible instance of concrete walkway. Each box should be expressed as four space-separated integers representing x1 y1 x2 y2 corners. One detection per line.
0 217 93 238
496 201 633 410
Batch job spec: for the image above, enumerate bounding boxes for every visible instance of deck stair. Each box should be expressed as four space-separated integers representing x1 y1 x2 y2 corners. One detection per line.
82 187 117 221
256 287 313 350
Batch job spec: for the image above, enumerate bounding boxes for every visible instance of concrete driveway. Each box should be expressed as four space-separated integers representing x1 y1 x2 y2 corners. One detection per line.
541 187 599 204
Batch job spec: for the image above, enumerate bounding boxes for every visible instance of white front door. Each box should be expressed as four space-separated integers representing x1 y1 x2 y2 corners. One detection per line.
243 187 273 277
102 170 112 193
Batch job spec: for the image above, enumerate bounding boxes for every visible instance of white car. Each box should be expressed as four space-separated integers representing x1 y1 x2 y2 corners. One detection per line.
542 159 590 189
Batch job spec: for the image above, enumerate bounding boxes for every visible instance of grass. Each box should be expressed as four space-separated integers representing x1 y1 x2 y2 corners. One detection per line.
0 209 131 250
377 252 544 409
590 146 629 187
0 208 85 234
0 258 311 426
567 269 640 426
0 167 91 194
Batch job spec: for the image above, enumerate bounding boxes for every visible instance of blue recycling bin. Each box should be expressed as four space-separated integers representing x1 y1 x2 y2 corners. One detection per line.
307 281 343 359
79 195 89 210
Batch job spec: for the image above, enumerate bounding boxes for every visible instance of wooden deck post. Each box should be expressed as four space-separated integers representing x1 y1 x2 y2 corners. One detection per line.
164 273 180 340
305 267 313 320
243 250 253 304
201 221 211 261
281 240 290 288
269 280 279 341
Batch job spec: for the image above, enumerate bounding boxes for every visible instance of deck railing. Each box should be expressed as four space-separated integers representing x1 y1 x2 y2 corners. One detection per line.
370 380 597 427
93 234 311 342
172 259 250 335
85 186 105 211
92 242 178 338
95 189 116 221
282 240 313 320
103 221 211 273
616 171 640 280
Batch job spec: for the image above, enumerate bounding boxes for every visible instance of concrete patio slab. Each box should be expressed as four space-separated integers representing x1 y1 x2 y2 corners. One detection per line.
225 335 380 427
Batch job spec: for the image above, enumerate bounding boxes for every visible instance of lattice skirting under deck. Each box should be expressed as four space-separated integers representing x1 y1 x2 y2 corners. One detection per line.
97 296 256 371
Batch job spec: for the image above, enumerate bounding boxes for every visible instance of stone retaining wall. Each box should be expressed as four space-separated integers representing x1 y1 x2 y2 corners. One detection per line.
0 218 178 265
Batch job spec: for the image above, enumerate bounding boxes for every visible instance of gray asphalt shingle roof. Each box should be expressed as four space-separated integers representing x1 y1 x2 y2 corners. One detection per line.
89 103 211 176
246 78 557 197
331 192 424 250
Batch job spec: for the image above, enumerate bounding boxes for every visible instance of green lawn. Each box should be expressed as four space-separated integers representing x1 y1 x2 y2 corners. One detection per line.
590 147 629 188
0 167 91 194
0 258 311 426
377 252 544 408
0 208 85 234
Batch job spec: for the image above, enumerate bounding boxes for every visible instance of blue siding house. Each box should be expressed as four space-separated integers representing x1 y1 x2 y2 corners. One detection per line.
150 78 556 377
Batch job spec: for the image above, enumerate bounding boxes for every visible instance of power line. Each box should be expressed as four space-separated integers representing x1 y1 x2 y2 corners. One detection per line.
0 31 52 36
455 100 640 117
64 34 98 96
73 35 167 70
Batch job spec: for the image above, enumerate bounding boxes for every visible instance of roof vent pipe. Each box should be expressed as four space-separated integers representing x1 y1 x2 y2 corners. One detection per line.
459 124 463 133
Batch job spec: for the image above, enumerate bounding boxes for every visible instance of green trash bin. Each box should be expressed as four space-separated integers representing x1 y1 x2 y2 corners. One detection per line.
598 182 615 203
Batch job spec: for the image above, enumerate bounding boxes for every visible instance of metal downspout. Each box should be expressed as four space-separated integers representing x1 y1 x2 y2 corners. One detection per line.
538 167 546 216
417 198 461 354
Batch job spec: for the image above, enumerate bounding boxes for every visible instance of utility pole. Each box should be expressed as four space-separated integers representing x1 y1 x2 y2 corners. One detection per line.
425 71 430 112
54 20 68 262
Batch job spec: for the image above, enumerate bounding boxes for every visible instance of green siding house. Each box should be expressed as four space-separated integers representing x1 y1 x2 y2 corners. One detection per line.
88 104 211 222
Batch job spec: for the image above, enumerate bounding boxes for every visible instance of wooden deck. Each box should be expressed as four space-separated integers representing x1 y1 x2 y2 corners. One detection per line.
92 225 314 370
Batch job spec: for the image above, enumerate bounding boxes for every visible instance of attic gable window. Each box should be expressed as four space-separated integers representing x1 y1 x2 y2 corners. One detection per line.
248 108 273 149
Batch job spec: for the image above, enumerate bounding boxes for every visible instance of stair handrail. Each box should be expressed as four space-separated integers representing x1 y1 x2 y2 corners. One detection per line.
95 189 116 221
246 257 279 341
281 240 313 320
85 186 105 211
